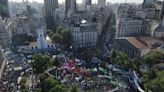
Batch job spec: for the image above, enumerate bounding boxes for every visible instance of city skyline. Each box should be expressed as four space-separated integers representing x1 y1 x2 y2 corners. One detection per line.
1 0 164 92
12 0 144 4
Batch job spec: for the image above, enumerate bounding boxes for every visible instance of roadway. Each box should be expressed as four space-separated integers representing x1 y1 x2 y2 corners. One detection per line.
0 59 6 80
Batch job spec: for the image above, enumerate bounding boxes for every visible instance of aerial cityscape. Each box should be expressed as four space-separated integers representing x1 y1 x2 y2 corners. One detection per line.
0 0 164 92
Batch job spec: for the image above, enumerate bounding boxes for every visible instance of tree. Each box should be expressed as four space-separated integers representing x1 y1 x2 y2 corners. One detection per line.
51 57 60 67
115 52 129 68
20 89 28 92
62 31 72 45
52 84 66 92
71 86 78 92
43 77 59 91
42 77 66 92
143 49 164 66
109 51 130 69
52 34 63 44
109 51 117 63
35 88 42 92
31 54 50 74
132 59 141 72
143 70 164 92
47 29 54 38
20 77 27 89
45 16 55 29
49 87 57 92
149 78 164 92
48 26 72 45
56 26 66 35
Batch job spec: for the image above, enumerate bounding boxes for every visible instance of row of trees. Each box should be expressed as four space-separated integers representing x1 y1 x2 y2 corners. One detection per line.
143 49 164 66
20 77 28 92
142 49 164 92
142 70 164 92
109 50 164 92
31 54 60 74
48 26 72 46
109 51 140 71
109 49 164 71
42 76 66 92
39 75 78 92
31 54 79 92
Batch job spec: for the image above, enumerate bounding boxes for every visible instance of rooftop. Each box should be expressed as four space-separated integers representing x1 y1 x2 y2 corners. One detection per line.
127 37 147 49
116 37 150 50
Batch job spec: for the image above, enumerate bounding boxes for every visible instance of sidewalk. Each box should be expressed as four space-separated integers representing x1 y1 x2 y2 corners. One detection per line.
0 59 6 80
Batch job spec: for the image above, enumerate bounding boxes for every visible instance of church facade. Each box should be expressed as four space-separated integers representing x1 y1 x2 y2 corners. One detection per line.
18 28 55 53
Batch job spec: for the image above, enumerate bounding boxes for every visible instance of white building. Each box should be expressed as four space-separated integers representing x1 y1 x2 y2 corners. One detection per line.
29 28 55 50
18 28 55 52
116 17 149 37
71 22 98 48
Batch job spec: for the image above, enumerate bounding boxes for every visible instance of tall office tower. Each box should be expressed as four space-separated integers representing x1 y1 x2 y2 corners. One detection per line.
0 0 9 17
85 0 92 6
44 0 58 16
84 0 92 9
160 2 164 25
65 0 76 17
98 0 106 8
0 0 8 5
143 0 155 8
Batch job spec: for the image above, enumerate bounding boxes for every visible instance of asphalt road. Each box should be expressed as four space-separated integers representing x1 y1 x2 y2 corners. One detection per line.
0 59 6 80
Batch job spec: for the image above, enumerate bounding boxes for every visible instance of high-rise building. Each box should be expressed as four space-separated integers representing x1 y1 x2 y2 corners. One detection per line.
65 0 70 16
44 0 58 16
85 0 92 6
0 0 5 4
0 0 9 17
143 0 155 8
0 16 12 48
116 17 149 37
160 2 164 24
84 0 92 9
0 0 8 6
154 2 164 39
98 0 106 8
65 0 76 17
70 22 98 48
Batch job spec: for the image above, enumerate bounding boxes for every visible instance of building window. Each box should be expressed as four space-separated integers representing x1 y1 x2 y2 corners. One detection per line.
31 47 34 49
35 46 38 49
